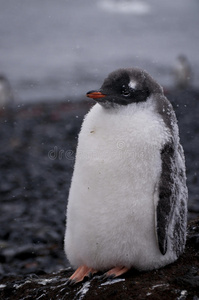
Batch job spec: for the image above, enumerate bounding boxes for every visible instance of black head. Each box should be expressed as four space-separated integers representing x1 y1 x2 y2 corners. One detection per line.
87 68 163 108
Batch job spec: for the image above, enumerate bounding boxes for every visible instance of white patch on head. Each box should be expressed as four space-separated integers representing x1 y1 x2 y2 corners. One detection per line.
129 80 137 89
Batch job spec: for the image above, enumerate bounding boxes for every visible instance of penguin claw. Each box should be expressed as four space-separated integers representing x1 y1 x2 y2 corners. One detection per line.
103 266 129 280
88 271 94 279
99 273 115 281
67 265 97 285
66 279 76 286
67 265 129 285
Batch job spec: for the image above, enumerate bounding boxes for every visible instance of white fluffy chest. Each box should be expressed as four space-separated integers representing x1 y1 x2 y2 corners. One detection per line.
77 102 169 175
65 102 172 269
71 102 170 212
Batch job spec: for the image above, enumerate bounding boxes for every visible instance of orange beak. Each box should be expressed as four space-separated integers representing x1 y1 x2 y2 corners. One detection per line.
86 91 107 99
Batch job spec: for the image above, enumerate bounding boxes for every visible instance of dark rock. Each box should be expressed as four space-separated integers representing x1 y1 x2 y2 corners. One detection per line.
0 219 199 299
175 267 199 288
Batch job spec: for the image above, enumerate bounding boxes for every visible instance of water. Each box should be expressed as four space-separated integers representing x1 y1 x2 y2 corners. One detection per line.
0 0 199 103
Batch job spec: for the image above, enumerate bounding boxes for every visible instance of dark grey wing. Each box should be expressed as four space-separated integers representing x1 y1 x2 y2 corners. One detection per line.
156 141 175 255
156 139 188 256
155 94 188 256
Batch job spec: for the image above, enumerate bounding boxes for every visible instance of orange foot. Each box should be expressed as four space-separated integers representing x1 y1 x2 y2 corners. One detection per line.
104 266 129 279
68 265 97 285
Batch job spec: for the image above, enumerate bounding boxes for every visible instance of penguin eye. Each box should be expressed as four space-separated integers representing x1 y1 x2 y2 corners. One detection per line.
121 88 130 96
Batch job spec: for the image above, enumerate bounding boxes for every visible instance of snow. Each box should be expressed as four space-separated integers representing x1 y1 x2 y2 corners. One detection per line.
75 281 91 300
13 280 31 290
177 290 188 300
0 284 6 289
38 278 57 285
101 278 125 286
151 283 169 290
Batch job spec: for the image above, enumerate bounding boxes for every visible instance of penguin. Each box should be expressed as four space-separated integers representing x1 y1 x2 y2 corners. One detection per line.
64 68 188 284
173 55 192 89
0 74 14 108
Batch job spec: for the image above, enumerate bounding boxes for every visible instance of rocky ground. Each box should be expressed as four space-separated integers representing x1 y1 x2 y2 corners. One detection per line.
0 89 199 299
0 218 198 299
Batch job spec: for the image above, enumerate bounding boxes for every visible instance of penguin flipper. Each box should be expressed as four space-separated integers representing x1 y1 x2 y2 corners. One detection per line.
156 141 176 255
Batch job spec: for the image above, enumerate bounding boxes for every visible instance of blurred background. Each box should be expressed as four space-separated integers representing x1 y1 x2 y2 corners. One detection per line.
0 0 198 103
0 0 199 278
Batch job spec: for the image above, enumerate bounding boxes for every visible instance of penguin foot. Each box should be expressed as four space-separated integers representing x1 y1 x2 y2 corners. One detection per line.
103 266 129 279
68 265 97 285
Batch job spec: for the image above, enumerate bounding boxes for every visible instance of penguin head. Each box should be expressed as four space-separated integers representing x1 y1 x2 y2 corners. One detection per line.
87 68 163 108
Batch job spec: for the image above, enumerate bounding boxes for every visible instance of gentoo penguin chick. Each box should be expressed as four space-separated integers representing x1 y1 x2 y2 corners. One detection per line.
64 68 188 284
